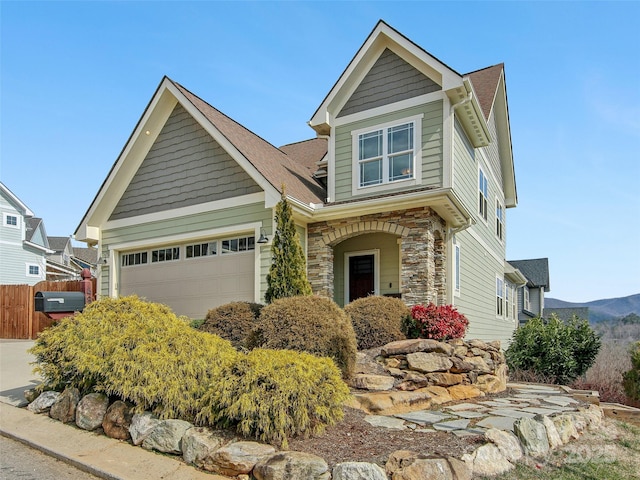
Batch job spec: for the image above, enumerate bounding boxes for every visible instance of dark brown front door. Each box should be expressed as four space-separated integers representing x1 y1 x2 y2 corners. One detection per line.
349 254 374 303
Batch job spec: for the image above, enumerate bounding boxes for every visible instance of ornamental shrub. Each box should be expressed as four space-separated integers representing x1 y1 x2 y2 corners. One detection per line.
623 341 640 405
200 301 263 349
344 296 409 350
403 303 469 341
196 348 350 448
251 296 357 378
29 296 238 421
506 315 601 385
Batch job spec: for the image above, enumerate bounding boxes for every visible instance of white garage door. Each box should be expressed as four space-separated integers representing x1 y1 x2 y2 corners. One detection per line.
119 239 255 319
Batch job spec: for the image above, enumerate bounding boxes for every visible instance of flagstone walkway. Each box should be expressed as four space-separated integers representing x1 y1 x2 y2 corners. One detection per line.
363 383 592 437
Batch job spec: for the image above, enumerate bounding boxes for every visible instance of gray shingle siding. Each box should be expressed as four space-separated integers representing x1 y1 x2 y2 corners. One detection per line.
338 48 440 118
110 104 261 220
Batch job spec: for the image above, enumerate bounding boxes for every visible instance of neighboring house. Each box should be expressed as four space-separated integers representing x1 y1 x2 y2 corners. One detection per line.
0 182 52 285
508 258 550 325
72 246 99 277
75 21 519 343
46 236 79 280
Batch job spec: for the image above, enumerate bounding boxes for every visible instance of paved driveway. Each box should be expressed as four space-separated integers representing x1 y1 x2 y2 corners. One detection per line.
0 339 41 406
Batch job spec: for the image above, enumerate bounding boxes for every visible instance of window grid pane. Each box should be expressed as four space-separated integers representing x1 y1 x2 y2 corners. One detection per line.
360 159 382 186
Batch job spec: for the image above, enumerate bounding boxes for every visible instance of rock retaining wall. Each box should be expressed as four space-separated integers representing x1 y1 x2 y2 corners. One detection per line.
25 387 606 479
350 338 508 415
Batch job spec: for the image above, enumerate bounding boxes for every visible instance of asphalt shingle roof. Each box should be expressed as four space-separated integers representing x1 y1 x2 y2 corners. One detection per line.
47 236 71 252
466 64 504 121
25 218 42 243
508 258 550 291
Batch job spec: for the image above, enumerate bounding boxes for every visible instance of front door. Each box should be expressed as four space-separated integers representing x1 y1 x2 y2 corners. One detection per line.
348 254 375 303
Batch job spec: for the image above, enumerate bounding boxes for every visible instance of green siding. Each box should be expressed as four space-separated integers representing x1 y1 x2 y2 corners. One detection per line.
334 101 443 202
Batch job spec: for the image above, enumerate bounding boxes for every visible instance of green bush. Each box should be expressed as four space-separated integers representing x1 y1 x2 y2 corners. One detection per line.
200 301 263 349
30 296 238 420
344 296 408 350
251 296 357 378
623 341 640 404
197 348 350 448
506 315 601 385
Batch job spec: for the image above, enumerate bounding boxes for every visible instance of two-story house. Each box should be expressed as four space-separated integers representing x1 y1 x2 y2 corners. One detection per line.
508 258 551 325
75 21 518 343
0 182 52 285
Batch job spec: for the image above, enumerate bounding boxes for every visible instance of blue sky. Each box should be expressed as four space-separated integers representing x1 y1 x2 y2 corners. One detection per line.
1 1 639 303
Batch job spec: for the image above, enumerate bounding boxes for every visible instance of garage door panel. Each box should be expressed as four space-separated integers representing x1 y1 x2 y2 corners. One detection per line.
120 252 254 318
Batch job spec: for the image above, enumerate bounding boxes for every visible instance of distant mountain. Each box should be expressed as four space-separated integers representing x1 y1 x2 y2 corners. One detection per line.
546 293 640 323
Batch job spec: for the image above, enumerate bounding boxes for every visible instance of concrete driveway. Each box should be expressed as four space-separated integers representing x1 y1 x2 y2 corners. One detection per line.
0 339 41 406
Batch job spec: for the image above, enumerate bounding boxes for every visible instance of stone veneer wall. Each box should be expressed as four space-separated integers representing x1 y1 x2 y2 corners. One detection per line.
307 206 447 306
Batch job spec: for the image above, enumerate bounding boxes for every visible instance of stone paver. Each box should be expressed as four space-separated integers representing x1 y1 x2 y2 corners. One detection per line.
522 407 563 416
476 416 517 431
489 408 537 419
432 419 470 431
542 396 578 407
445 402 487 411
393 410 452 425
452 410 486 419
365 415 406 429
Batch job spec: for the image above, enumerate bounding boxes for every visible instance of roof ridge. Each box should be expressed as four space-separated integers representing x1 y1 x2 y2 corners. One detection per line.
464 62 504 76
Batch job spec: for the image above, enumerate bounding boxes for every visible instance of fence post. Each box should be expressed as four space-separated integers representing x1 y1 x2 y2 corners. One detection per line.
28 285 34 340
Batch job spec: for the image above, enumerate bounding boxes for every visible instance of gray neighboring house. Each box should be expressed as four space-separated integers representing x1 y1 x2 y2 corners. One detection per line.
507 258 550 325
47 236 99 280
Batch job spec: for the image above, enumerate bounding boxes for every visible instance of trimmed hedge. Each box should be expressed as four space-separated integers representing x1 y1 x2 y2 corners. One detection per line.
200 301 263 349
344 296 409 350
251 296 357 379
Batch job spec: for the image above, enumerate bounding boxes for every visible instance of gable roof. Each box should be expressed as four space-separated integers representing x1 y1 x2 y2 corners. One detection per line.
47 236 72 252
508 258 550 292
0 182 34 217
73 247 98 265
25 217 43 242
279 138 328 179
466 64 504 121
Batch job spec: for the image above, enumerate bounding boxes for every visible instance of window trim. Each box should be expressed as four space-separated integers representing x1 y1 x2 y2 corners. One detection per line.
478 167 489 223
3 213 20 229
496 198 504 242
351 114 423 196
151 246 181 263
26 263 40 277
496 276 504 317
186 241 218 259
220 235 256 255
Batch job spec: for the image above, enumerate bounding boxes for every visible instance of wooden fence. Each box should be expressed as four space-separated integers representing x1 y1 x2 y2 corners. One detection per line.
0 279 97 339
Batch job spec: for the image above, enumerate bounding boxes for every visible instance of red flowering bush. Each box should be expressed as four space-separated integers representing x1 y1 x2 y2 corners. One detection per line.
404 303 469 340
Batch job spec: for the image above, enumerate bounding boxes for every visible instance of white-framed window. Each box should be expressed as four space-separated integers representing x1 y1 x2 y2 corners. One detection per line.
505 281 512 320
3 213 19 228
496 199 504 241
479 168 489 222
496 276 504 317
221 236 255 254
151 246 180 263
352 115 422 194
121 251 148 267
454 243 461 294
26 264 40 276
512 285 517 319
523 286 531 312
186 241 217 258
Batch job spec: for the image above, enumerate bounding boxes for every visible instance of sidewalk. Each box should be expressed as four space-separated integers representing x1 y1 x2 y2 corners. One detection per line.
0 339 40 406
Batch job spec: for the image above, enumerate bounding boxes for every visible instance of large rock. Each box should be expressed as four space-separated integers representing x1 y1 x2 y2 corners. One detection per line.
465 356 492 374
142 419 193 454
539 415 562 449
463 444 513 477
424 386 452 405
391 458 454 480
49 387 79 423
447 457 472 480
354 350 387 375
210 441 276 476
385 449 420 477
352 389 432 415
76 393 109 431
426 372 463 387
514 417 550 457
350 374 395 391
485 428 523 462
332 461 388 480
254 452 329 480
552 414 579 444
382 339 453 356
27 391 60 414
447 384 483 401
475 374 505 394
102 400 133 440
407 352 453 373
182 426 230 469
129 412 160 446
449 357 474 373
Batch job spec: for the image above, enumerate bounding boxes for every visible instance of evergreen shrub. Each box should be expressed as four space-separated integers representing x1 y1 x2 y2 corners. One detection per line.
403 303 469 340
506 315 601 385
197 348 350 448
344 295 409 350
30 296 238 420
623 341 640 405
200 301 263 349
251 296 357 378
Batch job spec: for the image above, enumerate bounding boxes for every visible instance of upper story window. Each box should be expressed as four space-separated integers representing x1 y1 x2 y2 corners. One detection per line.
151 246 180 263
122 251 148 267
352 115 422 194
186 241 217 258
496 199 504 241
496 276 504 317
523 286 531 312
479 168 489 222
3 213 19 228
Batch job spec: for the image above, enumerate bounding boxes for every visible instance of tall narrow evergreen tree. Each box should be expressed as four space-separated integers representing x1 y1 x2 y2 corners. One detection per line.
265 189 313 303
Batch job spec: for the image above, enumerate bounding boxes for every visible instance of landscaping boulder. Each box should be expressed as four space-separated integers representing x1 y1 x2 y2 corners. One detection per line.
254 451 330 480
552 414 579 444
538 415 562 449
142 419 192 454
76 393 109 431
462 444 513 477
514 417 550 457
102 400 133 440
407 352 453 373
332 461 387 480
351 374 395 391
484 428 523 463
129 412 159 446
210 441 276 477
49 387 79 423
391 457 455 480
27 391 60 414
182 426 229 469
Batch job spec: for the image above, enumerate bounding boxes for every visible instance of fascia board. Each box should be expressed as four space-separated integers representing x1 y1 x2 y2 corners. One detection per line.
0 183 34 217
495 75 517 208
23 240 55 254
166 82 280 201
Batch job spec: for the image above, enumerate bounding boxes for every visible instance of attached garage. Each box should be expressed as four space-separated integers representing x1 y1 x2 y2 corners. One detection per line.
118 235 256 319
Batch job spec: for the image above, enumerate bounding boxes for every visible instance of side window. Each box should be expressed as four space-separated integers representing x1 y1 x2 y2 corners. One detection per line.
454 243 461 294
496 276 504 316
3 213 19 228
479 168 488 221
496 199 504 241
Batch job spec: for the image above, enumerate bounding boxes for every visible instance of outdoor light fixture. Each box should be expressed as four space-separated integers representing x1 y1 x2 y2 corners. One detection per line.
257 228 269 244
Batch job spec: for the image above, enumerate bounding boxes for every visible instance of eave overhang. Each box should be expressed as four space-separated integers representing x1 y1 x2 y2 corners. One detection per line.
446 80 491 148
23 240 54 255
